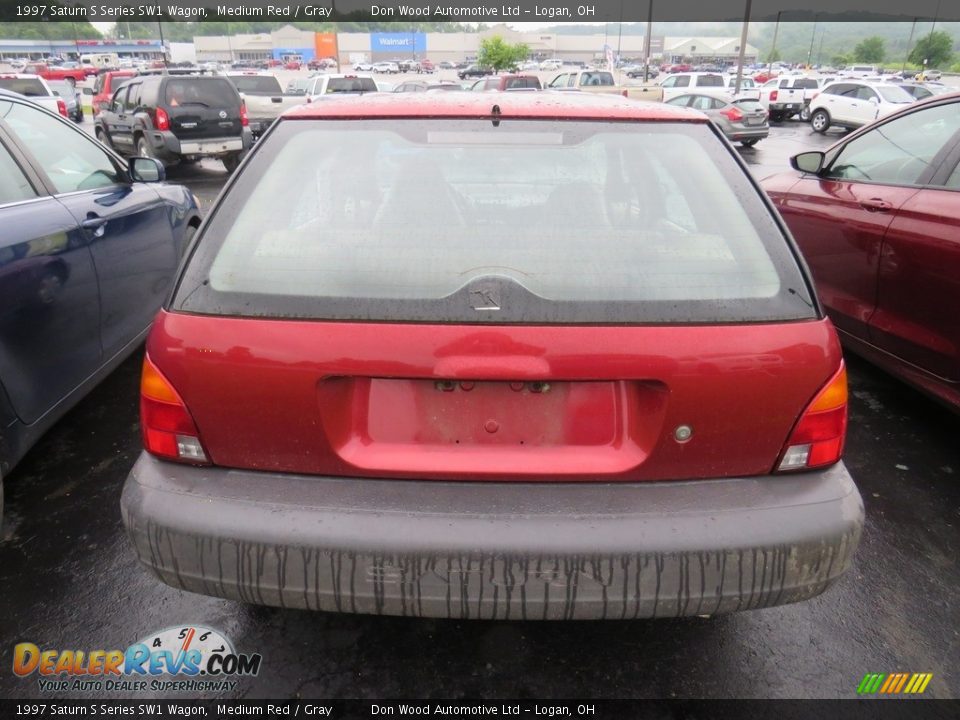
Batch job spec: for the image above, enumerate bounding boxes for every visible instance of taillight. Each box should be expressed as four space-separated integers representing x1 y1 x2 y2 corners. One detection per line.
154 106 170 131
776 364 848 472
56 98 67 117
621 89 628 97
140 355 209 465
769 90 778 102
240 102 248 127
720 105 744 121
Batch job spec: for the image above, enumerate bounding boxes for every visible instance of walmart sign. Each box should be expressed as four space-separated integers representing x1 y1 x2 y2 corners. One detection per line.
371 33 427 54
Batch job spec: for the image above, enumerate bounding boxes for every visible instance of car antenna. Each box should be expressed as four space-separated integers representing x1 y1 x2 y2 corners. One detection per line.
491 104 501 127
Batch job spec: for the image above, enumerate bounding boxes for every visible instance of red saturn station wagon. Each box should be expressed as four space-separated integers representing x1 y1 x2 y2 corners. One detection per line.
122 93 863 620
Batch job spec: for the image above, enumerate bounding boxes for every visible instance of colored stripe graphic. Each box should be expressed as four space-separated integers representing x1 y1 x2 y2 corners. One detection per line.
858 673 933 695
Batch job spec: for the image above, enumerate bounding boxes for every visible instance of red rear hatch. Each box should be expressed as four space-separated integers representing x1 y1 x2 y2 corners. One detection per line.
146 313 841 481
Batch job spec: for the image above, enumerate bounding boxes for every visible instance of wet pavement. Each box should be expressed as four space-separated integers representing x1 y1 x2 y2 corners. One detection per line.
1 121 958 700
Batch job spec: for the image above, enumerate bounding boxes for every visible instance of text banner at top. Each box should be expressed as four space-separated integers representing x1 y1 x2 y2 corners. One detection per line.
3 0 960 23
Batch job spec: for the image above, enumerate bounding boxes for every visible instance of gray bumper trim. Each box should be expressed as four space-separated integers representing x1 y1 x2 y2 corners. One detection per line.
121 454 863 620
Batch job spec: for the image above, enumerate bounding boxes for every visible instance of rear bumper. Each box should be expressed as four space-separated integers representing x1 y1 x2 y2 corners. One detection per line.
121 454 864 620
149 129 252 159
727 126 769 141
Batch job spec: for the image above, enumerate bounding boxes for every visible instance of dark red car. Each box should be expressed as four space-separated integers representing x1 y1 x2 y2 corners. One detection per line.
122 93 863 619
763 92 960 410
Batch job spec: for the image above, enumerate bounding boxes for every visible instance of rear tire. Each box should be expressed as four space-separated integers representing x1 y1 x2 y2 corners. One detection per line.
137 135 154 159
95 126 111 148
800 105 811 122
810 109 831 133
222 153 241 173
769 111 785 123
740 138 760 147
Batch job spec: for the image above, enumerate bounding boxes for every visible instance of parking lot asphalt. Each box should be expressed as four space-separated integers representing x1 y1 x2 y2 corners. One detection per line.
1 112 958 700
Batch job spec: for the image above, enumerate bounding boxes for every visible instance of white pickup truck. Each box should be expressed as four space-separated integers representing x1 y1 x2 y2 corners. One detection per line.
224 73 308 138
546 70 664 102
758 76 822 122
304 73 379 100
659 73 735 103
0 74 66 117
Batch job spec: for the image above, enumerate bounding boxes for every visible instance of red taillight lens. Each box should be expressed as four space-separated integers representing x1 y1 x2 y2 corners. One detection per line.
57 98 68 117
154 106 170 131
769 90 778 102
240 102 248 127
720 105 744 121
776 364 848 472
140 355 209 465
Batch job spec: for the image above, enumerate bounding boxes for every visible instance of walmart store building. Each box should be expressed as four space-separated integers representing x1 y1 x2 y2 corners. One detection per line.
193 24 655 64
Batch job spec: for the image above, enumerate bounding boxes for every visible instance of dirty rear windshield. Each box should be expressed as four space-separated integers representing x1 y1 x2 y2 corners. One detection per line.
0 78 47 96
325 77 378 93
578 72 615 86
164 78 238 107
227 75 282 94
173 119 816 324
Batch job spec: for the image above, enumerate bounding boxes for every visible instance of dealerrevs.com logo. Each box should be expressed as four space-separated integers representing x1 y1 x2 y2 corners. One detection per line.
13 626 262 693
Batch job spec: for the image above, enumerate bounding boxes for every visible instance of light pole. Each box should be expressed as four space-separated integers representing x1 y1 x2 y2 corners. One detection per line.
806 14 819 68
616 0 623 69
902 17 918 75
734 0 752 96
157 22 167 67
767 10 782 75
643 0 653 82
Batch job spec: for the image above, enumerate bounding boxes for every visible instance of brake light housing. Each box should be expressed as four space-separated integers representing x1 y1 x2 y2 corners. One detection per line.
240 101 248 127
769 90 778 102
56 98 68 118
140 355 209 465
153 106 170 131
720 105 744 122
776 364 848 472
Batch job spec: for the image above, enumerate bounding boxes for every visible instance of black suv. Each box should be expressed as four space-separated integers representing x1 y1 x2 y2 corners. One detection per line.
94 74 252 172
457 65 493 80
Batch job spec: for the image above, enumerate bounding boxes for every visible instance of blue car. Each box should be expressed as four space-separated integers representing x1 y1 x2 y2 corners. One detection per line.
0 89 201 516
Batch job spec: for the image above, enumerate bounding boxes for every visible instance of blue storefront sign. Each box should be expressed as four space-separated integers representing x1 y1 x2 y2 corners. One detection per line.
371 33 426 54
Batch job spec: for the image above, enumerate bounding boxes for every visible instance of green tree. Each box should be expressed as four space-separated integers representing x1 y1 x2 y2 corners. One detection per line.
908 31 954 69
853 36 886 63
0 22 101 40
478 36 529 71
764 48 781 63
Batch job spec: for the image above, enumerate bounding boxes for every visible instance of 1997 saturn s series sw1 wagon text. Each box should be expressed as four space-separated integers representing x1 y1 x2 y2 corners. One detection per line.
121 93 864 620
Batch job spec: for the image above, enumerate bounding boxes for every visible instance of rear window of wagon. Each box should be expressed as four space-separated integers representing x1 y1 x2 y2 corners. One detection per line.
173 119 817 324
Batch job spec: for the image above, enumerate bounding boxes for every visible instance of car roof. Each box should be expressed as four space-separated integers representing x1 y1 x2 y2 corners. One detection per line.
284 91 706 121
